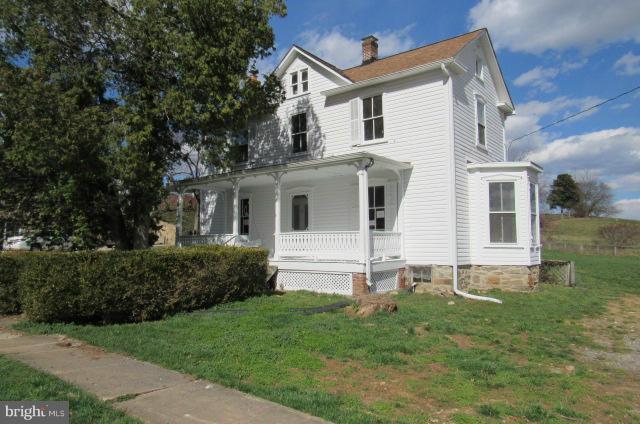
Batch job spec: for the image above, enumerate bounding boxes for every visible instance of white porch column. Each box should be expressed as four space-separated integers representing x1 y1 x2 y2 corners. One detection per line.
176 191 184 246
357 160 371 282
232 178 240 242
272 172 284 259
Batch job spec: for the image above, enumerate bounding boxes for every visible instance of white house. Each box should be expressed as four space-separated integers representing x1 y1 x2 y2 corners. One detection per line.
174 29 542 297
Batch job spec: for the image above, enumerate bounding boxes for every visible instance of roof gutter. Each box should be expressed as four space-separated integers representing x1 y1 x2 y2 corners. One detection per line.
321 58 465 97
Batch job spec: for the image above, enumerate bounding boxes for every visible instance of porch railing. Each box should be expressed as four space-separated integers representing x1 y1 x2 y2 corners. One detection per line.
178 234 237 247
277 231 361 261
179 231 403 261
372 231 402 259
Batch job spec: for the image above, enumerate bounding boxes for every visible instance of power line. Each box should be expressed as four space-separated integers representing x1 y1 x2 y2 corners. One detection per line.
507 84 640 151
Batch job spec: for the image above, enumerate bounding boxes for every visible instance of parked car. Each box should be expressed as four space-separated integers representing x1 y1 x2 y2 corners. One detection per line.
2 235 46 251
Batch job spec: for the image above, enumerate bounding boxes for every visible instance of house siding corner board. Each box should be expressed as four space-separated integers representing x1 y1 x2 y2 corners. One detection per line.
452 41 506 265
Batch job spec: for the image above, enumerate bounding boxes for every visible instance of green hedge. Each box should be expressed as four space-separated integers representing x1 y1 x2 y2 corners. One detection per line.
1 246 269 323
0 253 27 314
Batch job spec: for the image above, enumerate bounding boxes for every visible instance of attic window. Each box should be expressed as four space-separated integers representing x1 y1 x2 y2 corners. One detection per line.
290 69 308 97
475 56 483 79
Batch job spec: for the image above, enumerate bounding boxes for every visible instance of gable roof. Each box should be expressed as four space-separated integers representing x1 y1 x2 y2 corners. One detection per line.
273 28 513 110
341 30 483 82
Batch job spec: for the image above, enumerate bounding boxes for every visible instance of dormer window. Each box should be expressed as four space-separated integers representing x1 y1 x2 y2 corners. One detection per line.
475 56 483 79
290 69 309 97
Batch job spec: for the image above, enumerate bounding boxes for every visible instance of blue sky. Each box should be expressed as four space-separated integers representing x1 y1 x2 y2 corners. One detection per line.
259 0 640 219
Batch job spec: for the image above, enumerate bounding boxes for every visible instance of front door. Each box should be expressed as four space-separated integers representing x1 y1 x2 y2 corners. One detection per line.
240 198 250 235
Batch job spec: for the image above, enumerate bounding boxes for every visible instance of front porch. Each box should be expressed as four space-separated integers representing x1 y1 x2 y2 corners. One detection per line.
174 152 411 294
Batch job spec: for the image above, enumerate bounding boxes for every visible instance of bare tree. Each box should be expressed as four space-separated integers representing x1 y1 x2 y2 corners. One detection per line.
573 171 620 217
599 223 640 245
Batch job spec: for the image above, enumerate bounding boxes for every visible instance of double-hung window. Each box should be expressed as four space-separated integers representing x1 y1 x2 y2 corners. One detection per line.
489 182 516 243
530 183 538 244
240 198 250 235
368 185 385 230
291 112 307 153
476 99 486 147
290 69 308 96
363 95 384 141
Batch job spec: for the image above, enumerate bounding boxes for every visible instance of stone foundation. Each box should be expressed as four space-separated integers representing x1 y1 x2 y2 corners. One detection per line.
352 272 369 296
459 265 540 292
408 264 540 294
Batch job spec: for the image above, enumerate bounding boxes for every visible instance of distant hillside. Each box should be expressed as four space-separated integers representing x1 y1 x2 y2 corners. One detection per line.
542 214 640 246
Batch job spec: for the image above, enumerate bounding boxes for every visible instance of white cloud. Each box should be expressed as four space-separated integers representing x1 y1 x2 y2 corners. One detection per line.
297 25 416 69
522 128 640 202
612 102 632 111
514 66 560 92
614 198 640 220
506 95 604 149
468 0 640 54
513 59 587 93
614 52 640 76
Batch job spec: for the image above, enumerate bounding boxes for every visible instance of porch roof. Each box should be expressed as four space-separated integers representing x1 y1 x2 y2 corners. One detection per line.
175 152 412 189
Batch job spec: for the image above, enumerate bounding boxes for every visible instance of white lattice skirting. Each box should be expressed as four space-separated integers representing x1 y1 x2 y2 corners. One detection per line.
277 271 352 295
370 271 398 293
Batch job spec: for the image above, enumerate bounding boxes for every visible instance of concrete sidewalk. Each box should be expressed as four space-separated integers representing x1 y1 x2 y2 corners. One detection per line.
0 317 328 424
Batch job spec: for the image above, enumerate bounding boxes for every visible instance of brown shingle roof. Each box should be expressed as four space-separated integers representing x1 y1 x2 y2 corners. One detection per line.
341 29 484 82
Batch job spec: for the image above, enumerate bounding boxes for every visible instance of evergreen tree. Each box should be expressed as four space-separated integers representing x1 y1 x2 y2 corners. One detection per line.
547 173 580 215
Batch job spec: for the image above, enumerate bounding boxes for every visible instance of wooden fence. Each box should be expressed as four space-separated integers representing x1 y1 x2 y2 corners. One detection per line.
543 241 640 256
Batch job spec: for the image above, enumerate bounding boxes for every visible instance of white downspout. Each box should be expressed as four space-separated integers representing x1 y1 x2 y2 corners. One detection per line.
443 63 502 304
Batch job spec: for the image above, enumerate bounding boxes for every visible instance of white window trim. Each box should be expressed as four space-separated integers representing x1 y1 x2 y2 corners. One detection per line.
475 95 487 149
289 68 309 98
287 188 313 232
487 180 518 246
361 92 385 144
368 184 386 231
290 110 308 155
530 182 540 246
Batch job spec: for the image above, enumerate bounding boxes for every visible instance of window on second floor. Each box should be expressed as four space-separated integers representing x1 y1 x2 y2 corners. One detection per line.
290 69 308 96
476 98 486 147
231 130 249 163
363 94 384 141
291 112 307 153
489 182 516 244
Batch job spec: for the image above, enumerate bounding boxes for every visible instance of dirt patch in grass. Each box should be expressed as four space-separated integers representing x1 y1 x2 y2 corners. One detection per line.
446 334 475 349
575 295 640 422
318 357 451 419
578 295 640 372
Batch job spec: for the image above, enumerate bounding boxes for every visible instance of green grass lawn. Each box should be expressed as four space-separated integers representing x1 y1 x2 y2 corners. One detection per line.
15 251 640 423
0 355 139 423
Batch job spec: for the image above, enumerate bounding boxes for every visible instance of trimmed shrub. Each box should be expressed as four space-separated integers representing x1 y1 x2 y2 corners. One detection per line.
17 246 269 323
0 253 27 314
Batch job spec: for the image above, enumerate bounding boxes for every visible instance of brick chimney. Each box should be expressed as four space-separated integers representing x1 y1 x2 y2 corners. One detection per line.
361 35 378 64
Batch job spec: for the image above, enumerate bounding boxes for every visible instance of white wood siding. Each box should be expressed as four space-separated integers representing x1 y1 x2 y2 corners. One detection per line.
452 41 507 264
